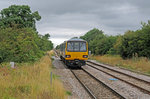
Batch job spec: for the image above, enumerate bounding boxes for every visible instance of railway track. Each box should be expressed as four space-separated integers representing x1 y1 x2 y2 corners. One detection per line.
53 50 150 98
86 61 150 95
71 68 125 99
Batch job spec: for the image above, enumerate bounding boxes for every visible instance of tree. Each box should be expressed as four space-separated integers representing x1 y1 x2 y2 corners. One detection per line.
80 28 104 43
0 28 43 62
0 5 41 30
36 34 53 51
0 5 53 63
43 34 50 39
115 21 150 59
80 28 104 54
90 36 117 55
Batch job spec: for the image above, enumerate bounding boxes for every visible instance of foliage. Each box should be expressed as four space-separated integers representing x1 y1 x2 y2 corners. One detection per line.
56 45 60 50
80 28 104 43
115 21 150 58
0 28 53 63
0 5 53 63
91 36 117 55
36 34 53 52
0 5 41 30
0 28 40 62
80 20 150 59
80 28 117 55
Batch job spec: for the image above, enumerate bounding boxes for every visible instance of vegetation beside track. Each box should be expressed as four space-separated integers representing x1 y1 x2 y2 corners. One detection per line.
0 5 53 63
0 51 67 99
90 55 150 75
80 21 150 59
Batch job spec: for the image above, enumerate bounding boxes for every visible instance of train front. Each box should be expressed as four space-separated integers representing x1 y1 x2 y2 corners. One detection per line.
65 39 88 67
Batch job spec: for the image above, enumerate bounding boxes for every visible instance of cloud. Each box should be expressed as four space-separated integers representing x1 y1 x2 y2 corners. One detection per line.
0 0 150 45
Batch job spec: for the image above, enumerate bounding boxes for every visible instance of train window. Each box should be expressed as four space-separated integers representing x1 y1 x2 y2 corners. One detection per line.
74 42 80 51
67 41 86 52
80 42 86 51
67 42 74 51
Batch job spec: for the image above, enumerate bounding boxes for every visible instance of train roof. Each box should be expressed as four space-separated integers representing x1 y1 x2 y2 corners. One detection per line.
59 38 86 45
67 38 86 42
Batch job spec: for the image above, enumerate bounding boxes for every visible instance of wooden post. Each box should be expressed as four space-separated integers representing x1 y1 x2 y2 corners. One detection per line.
50 72 52 84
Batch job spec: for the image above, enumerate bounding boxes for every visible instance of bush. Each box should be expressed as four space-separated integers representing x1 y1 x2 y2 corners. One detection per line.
0 5 53 63
0 27 53 63
115 21 150 58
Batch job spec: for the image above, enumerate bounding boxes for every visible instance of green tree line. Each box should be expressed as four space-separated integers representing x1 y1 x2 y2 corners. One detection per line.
80 21 150 59
0 5 53 63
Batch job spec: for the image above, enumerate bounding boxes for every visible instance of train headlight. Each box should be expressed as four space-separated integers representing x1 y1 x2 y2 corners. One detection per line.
83 55 88 58
65 55 71 58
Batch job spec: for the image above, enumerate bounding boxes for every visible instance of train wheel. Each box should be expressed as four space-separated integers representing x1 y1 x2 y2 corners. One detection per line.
65 60 67 65
65 60 71 68
78 66 81 69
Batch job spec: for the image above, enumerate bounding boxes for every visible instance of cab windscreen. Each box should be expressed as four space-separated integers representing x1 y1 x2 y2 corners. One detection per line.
67 41 86 52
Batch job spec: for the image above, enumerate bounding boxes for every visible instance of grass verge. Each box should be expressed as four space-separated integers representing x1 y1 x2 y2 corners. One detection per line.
0 51 67 99
90 55 150 75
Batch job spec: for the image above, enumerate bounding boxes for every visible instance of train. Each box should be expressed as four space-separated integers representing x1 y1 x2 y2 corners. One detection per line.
58 38 88 68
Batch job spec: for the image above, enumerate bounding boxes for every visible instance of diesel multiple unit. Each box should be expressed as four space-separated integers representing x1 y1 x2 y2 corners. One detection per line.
59 38 88 68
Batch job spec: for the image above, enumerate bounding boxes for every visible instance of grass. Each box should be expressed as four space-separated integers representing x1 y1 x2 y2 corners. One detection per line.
65 91 72 96
90 55 150 75
0 51 67 99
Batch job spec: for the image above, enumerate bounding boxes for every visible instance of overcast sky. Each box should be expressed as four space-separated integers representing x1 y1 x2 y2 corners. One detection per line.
0 0 150 46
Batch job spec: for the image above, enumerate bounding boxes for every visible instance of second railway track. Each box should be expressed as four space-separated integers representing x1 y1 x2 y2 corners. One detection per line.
86 61 150 95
